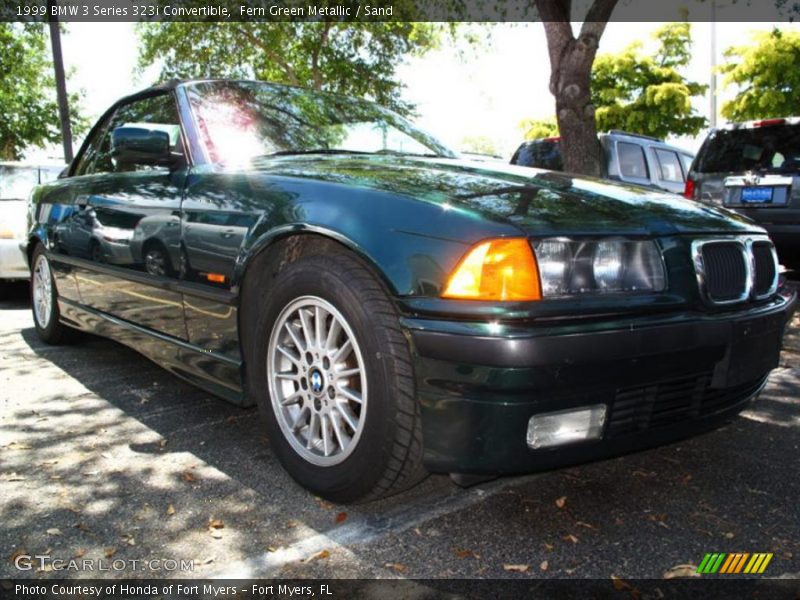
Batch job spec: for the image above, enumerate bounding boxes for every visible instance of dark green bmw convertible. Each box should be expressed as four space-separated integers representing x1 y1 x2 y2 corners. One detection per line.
27 80 796 502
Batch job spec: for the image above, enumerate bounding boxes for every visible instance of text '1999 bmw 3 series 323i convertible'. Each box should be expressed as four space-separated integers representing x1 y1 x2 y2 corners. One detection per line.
27 80 796 502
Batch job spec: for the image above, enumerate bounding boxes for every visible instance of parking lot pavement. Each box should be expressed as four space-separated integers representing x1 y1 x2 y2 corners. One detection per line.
1 280 799 581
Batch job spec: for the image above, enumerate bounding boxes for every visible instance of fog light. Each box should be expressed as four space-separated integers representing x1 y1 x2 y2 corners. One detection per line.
527 405 607 449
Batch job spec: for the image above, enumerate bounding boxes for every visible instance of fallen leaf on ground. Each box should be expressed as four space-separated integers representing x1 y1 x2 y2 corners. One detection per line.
335 512 347 523
46 528 62 536
555 496 567 509
166 504 176 516
104 548 117 559
10 548 27 563
385 562 407 572
611 575 641 596
724 532 735 539
576 521 598 530
74 522 89 532
314 497 334 510
306 549 330 562
543 543 555 551
286 520 298 529
663 564 700 579
563 534 579 544
503 564 529 573
540 560 549 571
208 518 224 529
181 471 197 482
73 549 86 559
453 548 478 559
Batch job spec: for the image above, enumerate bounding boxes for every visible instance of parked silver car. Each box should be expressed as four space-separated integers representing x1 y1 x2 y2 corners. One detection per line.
511 130 694 195
685 117 800 268
0 163 63 284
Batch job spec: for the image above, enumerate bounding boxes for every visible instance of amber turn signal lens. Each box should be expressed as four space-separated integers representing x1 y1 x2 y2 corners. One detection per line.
442 238 542 301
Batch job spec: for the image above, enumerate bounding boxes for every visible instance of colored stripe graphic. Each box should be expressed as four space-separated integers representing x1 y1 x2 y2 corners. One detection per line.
744 553 773 574
698 552 773 574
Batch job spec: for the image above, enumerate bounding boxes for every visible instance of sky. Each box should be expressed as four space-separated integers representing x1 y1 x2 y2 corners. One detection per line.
43 19 799 163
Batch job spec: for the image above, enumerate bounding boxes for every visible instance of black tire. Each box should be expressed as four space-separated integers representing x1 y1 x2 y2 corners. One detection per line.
245 251 426 503
142 240 175 277
30 244 76 345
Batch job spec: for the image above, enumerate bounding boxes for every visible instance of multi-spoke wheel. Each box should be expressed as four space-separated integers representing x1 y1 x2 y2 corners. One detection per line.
244 245 426 503
32 251 53 330
268 296 367 466
30 244 75 345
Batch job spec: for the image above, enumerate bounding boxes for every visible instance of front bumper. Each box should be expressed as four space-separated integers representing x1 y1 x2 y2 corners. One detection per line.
406 291 796 474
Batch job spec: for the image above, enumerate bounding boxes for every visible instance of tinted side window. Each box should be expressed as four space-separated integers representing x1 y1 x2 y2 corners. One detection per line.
617 142 649 179
73 116 112 177
81 94 183 176
654 149 685 183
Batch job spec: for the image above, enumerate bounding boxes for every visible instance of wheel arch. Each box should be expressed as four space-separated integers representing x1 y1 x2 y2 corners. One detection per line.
235 227 400 404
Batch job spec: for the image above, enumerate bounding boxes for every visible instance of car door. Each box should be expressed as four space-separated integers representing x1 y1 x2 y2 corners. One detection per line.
69 93 189 340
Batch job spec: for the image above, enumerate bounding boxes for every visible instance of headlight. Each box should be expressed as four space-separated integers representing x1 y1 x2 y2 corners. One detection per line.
532 238 665 296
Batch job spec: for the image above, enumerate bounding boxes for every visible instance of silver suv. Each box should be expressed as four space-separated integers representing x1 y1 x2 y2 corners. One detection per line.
511 130 694 195
686 117 800 268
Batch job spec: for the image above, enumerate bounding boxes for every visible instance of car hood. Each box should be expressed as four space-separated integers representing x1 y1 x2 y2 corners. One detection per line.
248 155 760 237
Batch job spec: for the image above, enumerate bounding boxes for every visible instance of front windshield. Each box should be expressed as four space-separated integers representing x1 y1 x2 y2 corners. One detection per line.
184 80 456 165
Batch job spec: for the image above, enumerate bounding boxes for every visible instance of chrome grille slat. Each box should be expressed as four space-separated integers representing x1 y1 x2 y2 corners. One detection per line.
692 236 778 306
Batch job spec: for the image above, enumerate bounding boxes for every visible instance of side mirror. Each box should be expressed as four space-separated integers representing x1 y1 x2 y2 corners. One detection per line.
111 127 173 168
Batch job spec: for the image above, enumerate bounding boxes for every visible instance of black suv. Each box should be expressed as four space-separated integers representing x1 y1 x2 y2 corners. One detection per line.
686 117 800 268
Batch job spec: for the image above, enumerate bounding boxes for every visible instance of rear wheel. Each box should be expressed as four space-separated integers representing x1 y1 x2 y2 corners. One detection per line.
245 250 426 503
31 245 75 345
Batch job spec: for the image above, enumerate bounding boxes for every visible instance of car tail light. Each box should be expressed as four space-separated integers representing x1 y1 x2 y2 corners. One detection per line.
442 238 542 301
754 118 786 128
684 177 696 200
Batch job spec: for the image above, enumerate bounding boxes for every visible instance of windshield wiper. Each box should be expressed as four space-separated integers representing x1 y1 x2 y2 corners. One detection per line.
261 149 373 157
260 148 442 159
373 149 441 158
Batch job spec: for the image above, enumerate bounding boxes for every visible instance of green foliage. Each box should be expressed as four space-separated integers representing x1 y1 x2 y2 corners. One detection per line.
459 135 501 156
0 24 85 160
720 28 800 122
591 23 707 139
136 22 448 116
518 116 559 140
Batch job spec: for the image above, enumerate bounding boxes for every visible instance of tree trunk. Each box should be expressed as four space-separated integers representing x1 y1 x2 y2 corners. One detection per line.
536 0 618 177
550 31 602 177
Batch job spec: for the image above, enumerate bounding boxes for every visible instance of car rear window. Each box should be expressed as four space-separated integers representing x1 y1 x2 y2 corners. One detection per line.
511 140 563 171
653 148 685 183
695 124 800 174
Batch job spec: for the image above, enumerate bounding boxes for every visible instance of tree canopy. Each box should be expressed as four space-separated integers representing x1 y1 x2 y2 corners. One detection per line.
0 24 84 161
591 23 707 139
136 22 448 116
720 28 800 122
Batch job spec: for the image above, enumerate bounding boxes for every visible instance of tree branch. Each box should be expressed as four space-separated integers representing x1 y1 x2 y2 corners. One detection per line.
230 24 301 85
579 0 619 42
310 22 333 89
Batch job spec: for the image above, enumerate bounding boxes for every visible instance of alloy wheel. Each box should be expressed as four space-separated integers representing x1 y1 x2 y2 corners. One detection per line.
32 253 53 329
267 296 368 467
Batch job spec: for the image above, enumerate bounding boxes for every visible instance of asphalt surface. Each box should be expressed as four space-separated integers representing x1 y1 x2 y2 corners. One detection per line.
1 280 799 581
